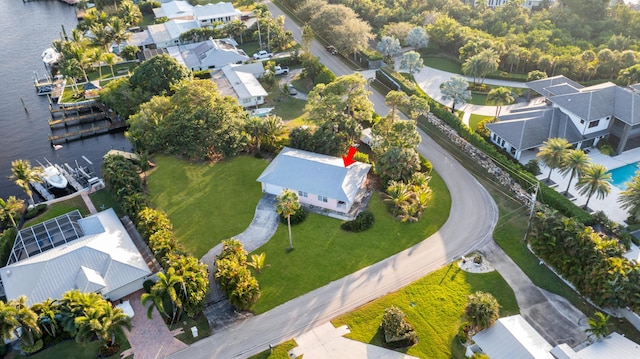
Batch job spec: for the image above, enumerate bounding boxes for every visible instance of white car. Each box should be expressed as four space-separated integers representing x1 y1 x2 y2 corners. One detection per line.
253 50 273 60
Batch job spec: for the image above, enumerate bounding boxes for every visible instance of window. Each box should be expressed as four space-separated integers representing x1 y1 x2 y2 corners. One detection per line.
580 119 585 124
318 195 328 203
298 191 308 198
588 120 600 128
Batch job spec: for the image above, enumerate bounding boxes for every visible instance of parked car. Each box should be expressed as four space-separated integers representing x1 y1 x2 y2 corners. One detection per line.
273 66 289 75
325 45 338 55
287 84 297 96
253 50 273 60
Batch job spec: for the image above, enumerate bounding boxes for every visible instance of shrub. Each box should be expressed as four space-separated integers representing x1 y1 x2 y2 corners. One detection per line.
419 155 432 174
143 279 154 293
523 159 541 175
193 70 211 79
353 151 371 164
597 140 615 156
20 339 43 354
0 227 17 266
24 203 47 220
341 211 375 232
279 206 307 225
380 306 418 348
315 68 336 85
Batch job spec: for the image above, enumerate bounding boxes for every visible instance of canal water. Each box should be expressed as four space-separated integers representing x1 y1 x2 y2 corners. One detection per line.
0 0 131 201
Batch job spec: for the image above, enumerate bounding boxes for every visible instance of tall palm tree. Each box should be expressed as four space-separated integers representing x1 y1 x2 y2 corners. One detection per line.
0 196 24 228
31 299 59 338
486 87 514 117
575 163 612 210
441 75 472 113
559 149 591 195
118 0 142 28
143 268 186 324
88 48 104 80
102 53 118 79
109 18 130 55
464 291 500 333
536 138 571 183
275 189 300 250
11 296 41 347
618 170 640 222
385 91 409 120
0 301 19 342
10 160 43 205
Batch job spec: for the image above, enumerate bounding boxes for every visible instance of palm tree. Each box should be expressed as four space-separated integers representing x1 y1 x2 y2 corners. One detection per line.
559 149 591 195
275 189 301 250
31 299 59 338
384 181 413 217
385 91 409 120
11 296 41 347
102 53 118 79
536 138 571 183
118 0 142 28
75 305 131 350
477 48 500 84
584 311 610 341
464 291 500 333
88 48 104 81
462 56 482 85
486 87 514 118
0 301 19 342
109 18 130 55
10 160 43 205
57 290 104 335
441 75 472 113
143 268 186 324
0 196 24 228
575 163 612 210
247 253 267 274
618 170 640 222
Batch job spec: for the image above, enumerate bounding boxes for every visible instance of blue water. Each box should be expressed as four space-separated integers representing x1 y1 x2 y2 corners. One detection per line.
608 162 640 189
0 1 131 200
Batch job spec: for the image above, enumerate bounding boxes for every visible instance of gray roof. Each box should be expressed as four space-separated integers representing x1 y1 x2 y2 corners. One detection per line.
613 86 640 126
0 209 151 305
153 0 194 20
487 107 582 151
166 39 249 70
527 75 583 97
148 19 199 46
472 315 554 359
193 2 240 20
257 147 371 203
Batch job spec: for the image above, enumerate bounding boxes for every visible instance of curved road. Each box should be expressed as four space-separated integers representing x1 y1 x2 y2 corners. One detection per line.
167 3 499 358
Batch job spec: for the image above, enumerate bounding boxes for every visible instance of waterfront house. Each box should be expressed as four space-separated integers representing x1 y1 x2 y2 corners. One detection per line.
147 19 200 48
165 38 249 71
153 0 194 21
194 2 242 26
0 209 154 306
486 75 640 160
257 147 372 219
211 64 267 108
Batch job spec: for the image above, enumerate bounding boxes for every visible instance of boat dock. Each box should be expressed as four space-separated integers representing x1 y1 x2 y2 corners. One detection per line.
34 72 65 100
47 101 128 144
30 157 98 202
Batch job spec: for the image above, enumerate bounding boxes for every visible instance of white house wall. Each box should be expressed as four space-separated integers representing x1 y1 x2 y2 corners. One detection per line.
105 277 147 302
262 184 351 214
560 107 611 136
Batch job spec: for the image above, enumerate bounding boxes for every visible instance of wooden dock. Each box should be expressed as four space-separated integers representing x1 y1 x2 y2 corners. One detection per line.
30 181 55 201
48 113 107 128
47 100 127 144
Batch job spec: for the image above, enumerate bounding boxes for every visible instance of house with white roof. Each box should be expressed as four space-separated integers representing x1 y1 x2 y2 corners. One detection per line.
194 2 241 26
469 315 640 359
211 64 267 108
165 38 249 71
487 75 640 160
153 0 194 21
146 19 200 48
0 209 153 306
257 147 372 219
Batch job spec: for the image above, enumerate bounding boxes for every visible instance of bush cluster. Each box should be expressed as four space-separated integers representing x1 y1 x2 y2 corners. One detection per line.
341 211 375 232
24 203 47 220
214 239 260 311
279 206 307 225
20 339 43 354
380 306 418 348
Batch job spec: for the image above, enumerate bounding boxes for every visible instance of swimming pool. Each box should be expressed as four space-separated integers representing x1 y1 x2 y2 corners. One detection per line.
607 162 640 189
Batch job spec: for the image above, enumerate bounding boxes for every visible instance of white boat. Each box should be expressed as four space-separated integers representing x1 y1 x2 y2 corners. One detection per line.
42 166 68 189
250 107 275 117
41 48 60 65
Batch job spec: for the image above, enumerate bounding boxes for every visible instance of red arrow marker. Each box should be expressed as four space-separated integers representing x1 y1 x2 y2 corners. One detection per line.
342 146 357 167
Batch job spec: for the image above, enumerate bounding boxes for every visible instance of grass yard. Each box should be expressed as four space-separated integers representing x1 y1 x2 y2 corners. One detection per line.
6 332 130 359
468 114 493 132
89 189 124 217
332 265 518 359
169 313 211 345
247 340 297 359
24 196 89 227
251 171 451 313
424 55 462 73
148 155 269 258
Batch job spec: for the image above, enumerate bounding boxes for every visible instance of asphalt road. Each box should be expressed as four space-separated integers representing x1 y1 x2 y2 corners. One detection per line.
166 3 499 358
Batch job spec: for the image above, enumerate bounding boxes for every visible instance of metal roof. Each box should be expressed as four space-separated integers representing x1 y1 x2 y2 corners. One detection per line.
473 315 554 359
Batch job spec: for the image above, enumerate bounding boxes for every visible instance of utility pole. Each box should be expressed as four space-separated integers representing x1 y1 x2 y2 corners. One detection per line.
523 182 539 243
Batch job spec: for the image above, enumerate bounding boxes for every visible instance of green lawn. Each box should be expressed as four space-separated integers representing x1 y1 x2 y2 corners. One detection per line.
468 114 493 132
251 172 451 313
89 189 124 217
169 313 211 345
424 55 462 73
7 332 130 359
247 340 297 359
332 266 518 359
148 155 269 258
24 196 89 227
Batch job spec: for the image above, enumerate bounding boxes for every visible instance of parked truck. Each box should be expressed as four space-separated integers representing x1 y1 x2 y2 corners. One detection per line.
253 50 273 60
273 66 289 75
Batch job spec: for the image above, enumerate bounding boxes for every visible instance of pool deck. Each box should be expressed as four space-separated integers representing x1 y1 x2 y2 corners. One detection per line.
519 146 640 225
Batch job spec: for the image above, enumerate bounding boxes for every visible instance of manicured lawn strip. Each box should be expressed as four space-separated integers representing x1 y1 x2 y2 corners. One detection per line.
89 189 124 217
468 91 488 105
148 155 269 258
332 266 518 359
468 114 492 132
18 331 130 359
24 196 89 227
169 313 211 345
251 171 450 313
424 55 462 73
247 339 297 359
417 119 640 342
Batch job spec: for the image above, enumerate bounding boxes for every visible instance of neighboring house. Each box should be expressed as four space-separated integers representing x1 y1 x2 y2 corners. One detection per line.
147 19 200 48
257 147 372 219
470 315 640 359
0 209 154 306
487 75 640 160
153 0 194 21
165 38 249 71
211 64 267 108
193 2 241 26
122 29 155 52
